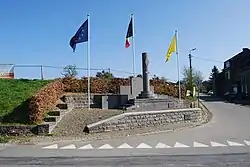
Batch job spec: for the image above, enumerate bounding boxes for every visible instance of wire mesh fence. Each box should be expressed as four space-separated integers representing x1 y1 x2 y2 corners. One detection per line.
0 64 178 83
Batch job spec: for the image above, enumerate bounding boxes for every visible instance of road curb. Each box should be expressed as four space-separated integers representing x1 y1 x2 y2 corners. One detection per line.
199 100 213 124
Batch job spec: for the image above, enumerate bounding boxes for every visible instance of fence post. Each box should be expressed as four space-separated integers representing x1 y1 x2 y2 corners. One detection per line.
40 65 44 80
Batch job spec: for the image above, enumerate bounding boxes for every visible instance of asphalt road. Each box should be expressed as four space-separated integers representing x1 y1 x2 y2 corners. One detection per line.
1 153 250 166
1 95 250 166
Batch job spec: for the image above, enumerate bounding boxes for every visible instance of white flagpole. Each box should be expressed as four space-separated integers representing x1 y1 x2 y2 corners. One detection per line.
175 30 181 103
131 14 136 77
87 14 91 110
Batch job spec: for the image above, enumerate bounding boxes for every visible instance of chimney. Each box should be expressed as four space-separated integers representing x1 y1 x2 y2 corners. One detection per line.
242 48 250 52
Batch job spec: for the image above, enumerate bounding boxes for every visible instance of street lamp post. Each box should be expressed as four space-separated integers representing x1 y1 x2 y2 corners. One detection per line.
189 48 196 96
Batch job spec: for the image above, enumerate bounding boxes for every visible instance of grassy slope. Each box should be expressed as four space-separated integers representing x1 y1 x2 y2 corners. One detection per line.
0 79 51 124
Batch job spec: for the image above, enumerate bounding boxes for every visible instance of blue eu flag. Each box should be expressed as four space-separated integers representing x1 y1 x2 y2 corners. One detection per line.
70 19 88 52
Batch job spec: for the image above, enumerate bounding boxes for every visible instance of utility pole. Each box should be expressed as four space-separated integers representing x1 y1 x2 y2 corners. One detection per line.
189 48 196 96
40 65 44 80
189 53 193 90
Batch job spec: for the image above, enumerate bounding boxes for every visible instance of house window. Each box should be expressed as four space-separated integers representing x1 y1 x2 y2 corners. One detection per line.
225 70 230 80
225 61 230 69
246 85 248 96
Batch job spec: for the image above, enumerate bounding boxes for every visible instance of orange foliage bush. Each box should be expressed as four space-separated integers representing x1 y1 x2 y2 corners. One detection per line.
28 79 65 123
150 79 186 98
62 77 185 98
62 77 130 94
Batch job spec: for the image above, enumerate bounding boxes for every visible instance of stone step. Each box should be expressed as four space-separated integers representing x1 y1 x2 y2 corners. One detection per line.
42 122 56 127
56 103 68 109
47 109 68 116
41 122 56 134
47 110 61 116
43 116 61 123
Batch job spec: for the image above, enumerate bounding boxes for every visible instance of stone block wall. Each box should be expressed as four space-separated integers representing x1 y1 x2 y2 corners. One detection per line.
63 93 95 108
86 108 202 133
0 124 49 136
133 98 190 111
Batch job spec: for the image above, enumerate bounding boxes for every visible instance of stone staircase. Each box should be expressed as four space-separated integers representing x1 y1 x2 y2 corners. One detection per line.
41 93 95 133
121 94 191 111
42 99 74 133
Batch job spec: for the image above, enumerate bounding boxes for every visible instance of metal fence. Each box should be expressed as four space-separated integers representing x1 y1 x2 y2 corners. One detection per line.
0 64 178 83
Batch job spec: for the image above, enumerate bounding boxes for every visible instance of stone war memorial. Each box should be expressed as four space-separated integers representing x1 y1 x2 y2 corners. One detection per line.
0 52 206 136
66 52 190 112
79 52 205 134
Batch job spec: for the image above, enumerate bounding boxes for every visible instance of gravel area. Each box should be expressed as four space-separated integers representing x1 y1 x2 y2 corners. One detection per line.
52 108 124 137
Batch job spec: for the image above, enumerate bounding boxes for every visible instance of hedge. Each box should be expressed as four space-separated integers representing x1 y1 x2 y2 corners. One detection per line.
62 77 130 93
28 79 65 123
62 77 186 97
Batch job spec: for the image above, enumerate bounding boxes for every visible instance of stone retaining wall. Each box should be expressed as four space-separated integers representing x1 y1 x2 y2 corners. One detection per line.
133 98 190 111
0 124 49 136
85 108 202 133
62 93 95 108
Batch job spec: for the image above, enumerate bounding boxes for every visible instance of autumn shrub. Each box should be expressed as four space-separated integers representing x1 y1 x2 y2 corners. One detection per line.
62 77 130 94
62 77 185 98
28 79 65 123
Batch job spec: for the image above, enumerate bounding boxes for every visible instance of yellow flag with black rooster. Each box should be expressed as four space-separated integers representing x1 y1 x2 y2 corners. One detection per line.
165 33 177 62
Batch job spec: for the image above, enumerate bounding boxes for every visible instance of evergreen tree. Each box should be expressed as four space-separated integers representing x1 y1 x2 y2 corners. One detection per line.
209 66 220 81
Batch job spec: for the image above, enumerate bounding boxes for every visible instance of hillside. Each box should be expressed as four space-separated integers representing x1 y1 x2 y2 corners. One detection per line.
0 79 51 124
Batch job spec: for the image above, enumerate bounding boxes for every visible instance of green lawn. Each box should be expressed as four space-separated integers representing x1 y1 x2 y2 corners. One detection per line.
0 79 51 124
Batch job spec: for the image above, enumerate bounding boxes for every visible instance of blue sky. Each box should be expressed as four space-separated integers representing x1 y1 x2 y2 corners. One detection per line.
1 0 250 81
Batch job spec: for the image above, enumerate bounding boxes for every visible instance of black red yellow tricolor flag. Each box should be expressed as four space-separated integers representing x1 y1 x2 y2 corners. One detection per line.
125 18 133 48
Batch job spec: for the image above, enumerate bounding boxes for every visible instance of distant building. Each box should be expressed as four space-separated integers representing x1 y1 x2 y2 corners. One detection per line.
215 48 250 98
0 64 14 79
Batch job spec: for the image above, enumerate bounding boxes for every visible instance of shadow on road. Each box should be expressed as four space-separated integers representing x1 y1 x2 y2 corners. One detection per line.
199 95 225 102
199 94 250 107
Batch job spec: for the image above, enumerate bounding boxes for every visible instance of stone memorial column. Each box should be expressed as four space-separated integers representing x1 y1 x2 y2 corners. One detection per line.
137 52 154 99
142 52 149 94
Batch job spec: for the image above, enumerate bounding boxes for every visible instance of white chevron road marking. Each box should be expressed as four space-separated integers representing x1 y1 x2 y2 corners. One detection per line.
210 141 227 147
98 144 113 149
78 144 94 149
136 143 152 148
60 144 76 149
244 140 250 146
42 144 58 149
227 141 244 146
155 142 171 148
174 142 190 148
193 141 209 148
41 140 250 150
117 143 133 148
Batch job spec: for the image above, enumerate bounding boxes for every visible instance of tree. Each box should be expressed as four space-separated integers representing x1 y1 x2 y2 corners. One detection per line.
208 66 220 95
201 66 220 92
182 66 203 91
160 76 168 82
209 66 220 80
61 65 78 78
201 80 211 93
136 74 142 78
96 70 114 79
